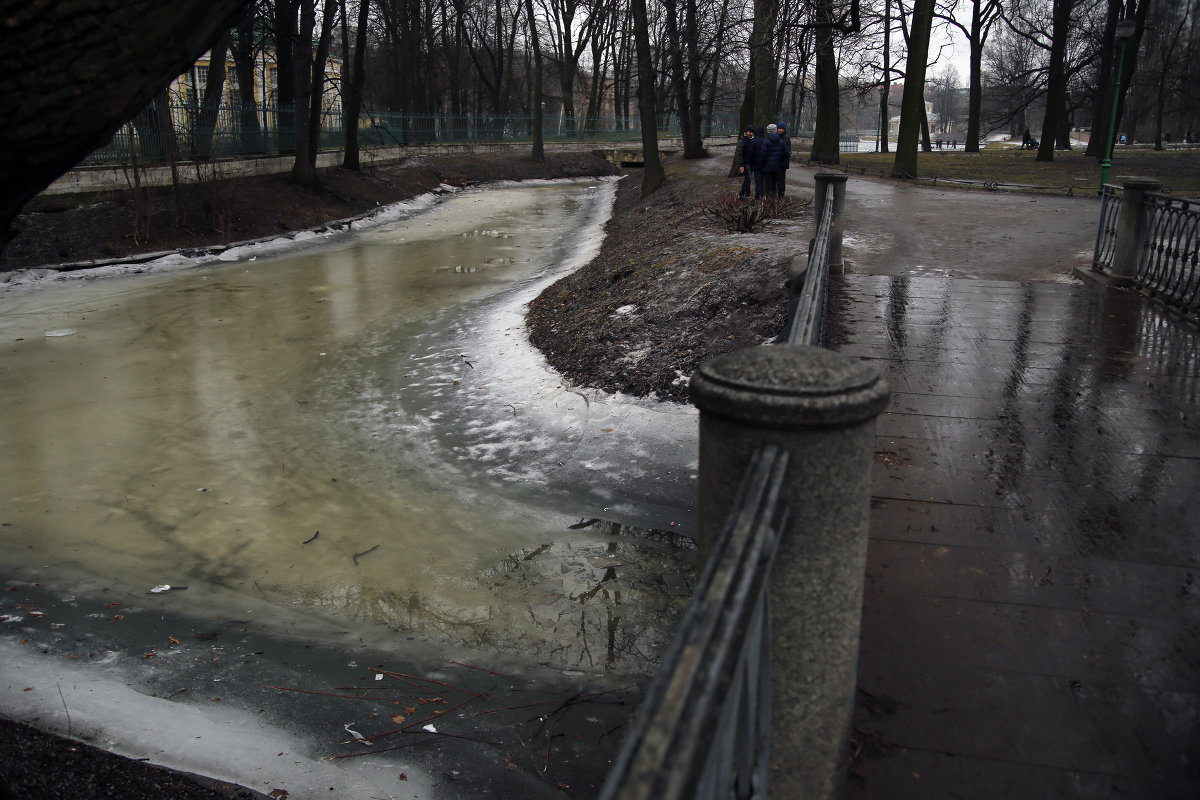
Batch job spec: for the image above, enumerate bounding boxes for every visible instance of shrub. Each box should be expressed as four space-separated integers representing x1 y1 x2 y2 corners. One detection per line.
701 191 812 233
701 192 769 233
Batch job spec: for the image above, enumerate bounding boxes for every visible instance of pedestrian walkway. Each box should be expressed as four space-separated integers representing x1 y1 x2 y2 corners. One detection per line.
827 274 1200 798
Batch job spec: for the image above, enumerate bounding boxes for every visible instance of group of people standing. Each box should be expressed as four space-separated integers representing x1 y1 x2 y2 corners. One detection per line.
736 122 791 201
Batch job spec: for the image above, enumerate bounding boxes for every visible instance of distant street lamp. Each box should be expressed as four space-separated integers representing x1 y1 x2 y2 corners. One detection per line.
1099 19 1138 190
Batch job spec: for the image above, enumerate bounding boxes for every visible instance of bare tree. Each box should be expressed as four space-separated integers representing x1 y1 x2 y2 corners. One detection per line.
631 0 665 194
342 0 373 169
525 0 546 160
196 31 232 158
232 5 265 153
942 0 1002 150
1035 0 1072 159
539 0 594 134
929 65 962 133
805 0 862 163
1143 0 1186 149
893 0 936 175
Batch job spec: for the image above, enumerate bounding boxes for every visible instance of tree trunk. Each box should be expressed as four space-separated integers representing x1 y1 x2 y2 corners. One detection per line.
342 0 371 169
525 0 545 161
290 0 317 183
663 0 694 155
810 16 840 163
305 0 336 169
879 0 890 154
964 0 986 152
683 0 705 155
1085 0 1122 159
921 103 933 150
729 60 756 177
892 0 934 176
275 0 301 154
232 7 264 153
196 31 231 158
749 0 777 124
1036 0 1072 161
1056 103 1072 149
631 0 664 195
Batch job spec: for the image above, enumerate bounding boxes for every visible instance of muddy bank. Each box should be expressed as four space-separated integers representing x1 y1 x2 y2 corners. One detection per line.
0 151 620 270
527 157 812 403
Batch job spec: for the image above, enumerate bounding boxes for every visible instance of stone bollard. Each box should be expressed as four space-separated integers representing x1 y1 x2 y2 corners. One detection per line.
813 172 848 271
690 345 889 800
1109 177 1162 286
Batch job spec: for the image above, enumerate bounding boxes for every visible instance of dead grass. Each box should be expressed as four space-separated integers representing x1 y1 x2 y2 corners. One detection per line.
832 146 1200 197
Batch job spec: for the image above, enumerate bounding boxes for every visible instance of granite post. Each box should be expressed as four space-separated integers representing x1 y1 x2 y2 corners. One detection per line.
1110 177 1162 285
689 345 889 800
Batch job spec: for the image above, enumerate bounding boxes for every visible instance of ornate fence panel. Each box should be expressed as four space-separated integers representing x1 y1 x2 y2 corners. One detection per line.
1093 184 1122 272
1139 193 1200 317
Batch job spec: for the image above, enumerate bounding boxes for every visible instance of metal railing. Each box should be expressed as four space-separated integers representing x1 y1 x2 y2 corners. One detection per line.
1093 183 1122 271
1092 180 1200 319
1140 193 1200 316
599 445 789 800
788 190 836 345
601 176 848 799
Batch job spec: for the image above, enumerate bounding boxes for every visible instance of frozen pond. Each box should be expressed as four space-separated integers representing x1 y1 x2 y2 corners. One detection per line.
0 180 701 796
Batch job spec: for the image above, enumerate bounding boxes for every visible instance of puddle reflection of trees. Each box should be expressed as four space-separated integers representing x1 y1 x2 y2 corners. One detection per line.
322 520 696 674
477 520 695 673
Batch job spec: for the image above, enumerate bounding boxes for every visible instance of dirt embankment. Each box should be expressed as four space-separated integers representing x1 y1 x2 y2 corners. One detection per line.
527 158 812 402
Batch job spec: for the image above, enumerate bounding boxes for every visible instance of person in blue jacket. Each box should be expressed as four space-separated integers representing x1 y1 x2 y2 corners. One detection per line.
776 122 792 196
761 123 787 198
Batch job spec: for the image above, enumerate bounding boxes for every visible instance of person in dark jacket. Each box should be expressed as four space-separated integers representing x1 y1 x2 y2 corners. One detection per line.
761 123 786 198
776 122 792 196
749 125 768 200
735 125 757 199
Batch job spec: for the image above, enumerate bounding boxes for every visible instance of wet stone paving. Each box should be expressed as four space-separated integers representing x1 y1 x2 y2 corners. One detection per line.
827 274 1200 799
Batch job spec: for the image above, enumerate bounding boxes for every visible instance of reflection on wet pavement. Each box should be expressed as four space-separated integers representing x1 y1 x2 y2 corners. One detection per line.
829 274 1200 797
835 175 1100 281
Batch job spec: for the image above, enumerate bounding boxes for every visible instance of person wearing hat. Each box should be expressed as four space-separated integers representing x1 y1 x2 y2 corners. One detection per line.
761 123 787 198
735 124 758 199
776 122 792 196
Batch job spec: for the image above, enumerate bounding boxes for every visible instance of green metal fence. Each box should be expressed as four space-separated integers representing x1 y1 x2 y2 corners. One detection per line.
83 103 749 167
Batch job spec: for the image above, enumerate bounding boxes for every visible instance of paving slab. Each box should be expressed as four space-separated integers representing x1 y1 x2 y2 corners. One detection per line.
827 273 1200 799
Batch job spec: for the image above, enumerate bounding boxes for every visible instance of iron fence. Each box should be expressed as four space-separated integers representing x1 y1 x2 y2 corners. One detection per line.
1140 193 1200 317
598 444 789 800
81 103 748 167
1093 183 1122 271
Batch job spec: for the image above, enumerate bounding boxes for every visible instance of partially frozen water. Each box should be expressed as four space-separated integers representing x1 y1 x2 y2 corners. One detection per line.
1 180 699 668
0 181 700 796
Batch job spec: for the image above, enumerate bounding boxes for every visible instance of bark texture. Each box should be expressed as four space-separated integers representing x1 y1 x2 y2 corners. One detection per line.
0 0 250 249
891 0 934 176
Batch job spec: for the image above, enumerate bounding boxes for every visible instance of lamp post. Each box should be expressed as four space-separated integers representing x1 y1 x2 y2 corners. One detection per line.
1099 19 1138 190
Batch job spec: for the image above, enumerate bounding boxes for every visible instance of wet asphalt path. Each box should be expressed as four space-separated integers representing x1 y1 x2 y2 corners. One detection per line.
789 167 1101 282
826 259 1200 794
